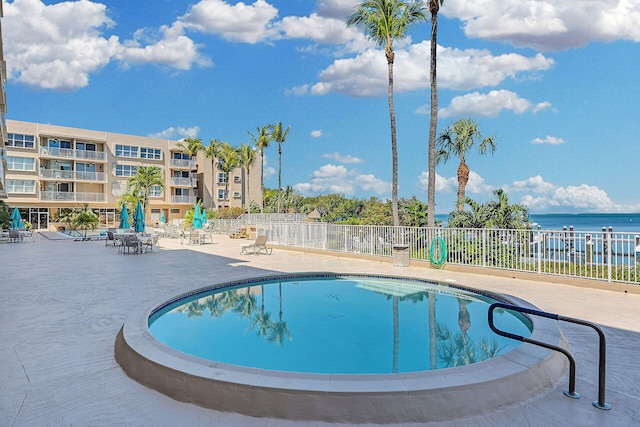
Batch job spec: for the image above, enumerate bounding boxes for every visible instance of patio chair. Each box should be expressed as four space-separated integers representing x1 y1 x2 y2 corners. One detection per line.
105 230 118 247
120 235 140 254
143 234 160 252
241 235 272 255
9 229 21 243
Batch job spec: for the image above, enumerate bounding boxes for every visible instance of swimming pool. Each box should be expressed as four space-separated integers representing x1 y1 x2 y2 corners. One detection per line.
148 276 532 374
116 273 566 423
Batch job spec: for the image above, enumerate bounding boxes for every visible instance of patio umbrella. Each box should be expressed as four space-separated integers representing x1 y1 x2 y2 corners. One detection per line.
10 207 22 230
134 201 145 233
192 204 203 229
119 204 130 229
160 211 165 224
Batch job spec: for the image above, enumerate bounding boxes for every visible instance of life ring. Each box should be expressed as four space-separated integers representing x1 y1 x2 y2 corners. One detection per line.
429 236 447 266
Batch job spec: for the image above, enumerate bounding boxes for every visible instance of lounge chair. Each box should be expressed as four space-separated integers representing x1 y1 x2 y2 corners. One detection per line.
241 235 272 255
230 227 248 239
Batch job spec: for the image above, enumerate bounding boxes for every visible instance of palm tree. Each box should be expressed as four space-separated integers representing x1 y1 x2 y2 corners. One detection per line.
448 197 490 229
247 125 272 213
125 166 166 216
237 143 257 212
436 118 496 211
175 137 203 159
71 206 99 241
268 122 290 213
427 0 444 228
485 188 530 229
203 139 224 209
347 0 427 227
268 282 292 345
217 143 240 207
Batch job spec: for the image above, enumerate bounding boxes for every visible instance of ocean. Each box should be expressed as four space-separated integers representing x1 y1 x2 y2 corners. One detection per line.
436 213 640 234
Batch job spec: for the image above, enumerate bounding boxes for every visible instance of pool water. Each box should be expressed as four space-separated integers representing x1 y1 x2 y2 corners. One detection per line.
149 276 532 374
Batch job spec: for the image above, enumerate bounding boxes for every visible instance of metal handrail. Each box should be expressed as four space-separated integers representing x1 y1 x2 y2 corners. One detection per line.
488 302 610 410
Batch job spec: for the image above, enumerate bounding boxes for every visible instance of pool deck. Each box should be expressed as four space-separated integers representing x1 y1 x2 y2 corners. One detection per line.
1 233 639 426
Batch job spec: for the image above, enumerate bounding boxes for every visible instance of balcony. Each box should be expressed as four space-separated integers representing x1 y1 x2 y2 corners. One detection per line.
170 159 197 169
39 169 106 182
170 177 197 187
171 195 196 204
40 191 107 202
39 147 107 162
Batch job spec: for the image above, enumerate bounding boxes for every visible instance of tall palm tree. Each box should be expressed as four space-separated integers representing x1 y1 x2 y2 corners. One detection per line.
268 122 290 214
217 143 240 207
237 143 257 212
175 137 203 158
247 125 272 213
125 166 166 216
427 0 444 228
347 0 427 227
203 139 224 208
436 118 496 211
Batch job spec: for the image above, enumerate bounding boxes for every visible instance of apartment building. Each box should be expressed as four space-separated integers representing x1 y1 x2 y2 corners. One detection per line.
0 2 8 199
4 119 262 230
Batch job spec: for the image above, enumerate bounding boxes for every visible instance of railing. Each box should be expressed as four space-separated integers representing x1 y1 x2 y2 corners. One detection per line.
252 222 640 284
40 191 106 202
39 147 107 161
170 177 196 187
40 169 106 181
170 159 197 169
488 303 610 410
171 195 196 204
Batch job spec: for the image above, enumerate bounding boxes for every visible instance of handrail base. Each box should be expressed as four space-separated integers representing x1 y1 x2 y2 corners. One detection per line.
593 401 611 410
563 391 580 399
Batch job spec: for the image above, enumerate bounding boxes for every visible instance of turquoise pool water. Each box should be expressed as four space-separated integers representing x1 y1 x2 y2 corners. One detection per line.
149 275 532 374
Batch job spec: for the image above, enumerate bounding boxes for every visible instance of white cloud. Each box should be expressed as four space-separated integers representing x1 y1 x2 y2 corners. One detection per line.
317 0 359 19
277 13 358 45
149 126 200 139
437 90 535 118
443 0 640 51
294 163 389 196
179 0 279 43
310 130 324 138
322 152 364 164
531 136 566 145
263 166 276 179
532 101 553 113
306 42 553 97
4 0 210 90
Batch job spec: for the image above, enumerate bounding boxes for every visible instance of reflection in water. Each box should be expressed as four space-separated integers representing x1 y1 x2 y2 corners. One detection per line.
158 278 525 373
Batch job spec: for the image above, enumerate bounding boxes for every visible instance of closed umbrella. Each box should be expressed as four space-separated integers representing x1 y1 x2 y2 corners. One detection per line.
160 211 165 224
134 201 145 233
192 204 203 229
10 207 22 230
119 204 130 229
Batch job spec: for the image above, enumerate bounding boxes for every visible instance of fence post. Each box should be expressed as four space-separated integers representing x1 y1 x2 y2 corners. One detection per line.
537 226 542 274
607 227 613 283
482 228 487 268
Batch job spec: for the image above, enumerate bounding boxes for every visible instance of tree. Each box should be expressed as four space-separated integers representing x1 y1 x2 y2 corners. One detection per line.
237 143 257 212
175 137 203 159
347 0 427 227
436 118 496 211
0 200 11 229
485 188 530 229
203 139 224 208
427 0 444 228
125 166 166 216
247 125 272 213
71 206 99 241
448 197 490 229
216 143 240 207
268 121 290 213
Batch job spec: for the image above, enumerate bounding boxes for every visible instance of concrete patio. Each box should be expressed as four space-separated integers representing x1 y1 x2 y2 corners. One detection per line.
1 233 638 426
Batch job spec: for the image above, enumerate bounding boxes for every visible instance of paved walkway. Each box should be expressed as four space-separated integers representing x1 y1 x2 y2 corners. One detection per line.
1 233 639 426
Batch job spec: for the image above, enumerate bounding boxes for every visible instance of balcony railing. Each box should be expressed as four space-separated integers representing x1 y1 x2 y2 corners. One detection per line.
170 159 197 169
40 191 107 202
40 147 107 161
170 177 197 187
39 169 106 182
171 195 196 204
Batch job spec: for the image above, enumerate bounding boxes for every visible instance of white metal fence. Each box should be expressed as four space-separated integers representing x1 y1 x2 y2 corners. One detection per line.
246 222 640 284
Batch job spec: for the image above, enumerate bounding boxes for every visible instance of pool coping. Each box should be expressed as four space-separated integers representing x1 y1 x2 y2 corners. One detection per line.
115 272 567 424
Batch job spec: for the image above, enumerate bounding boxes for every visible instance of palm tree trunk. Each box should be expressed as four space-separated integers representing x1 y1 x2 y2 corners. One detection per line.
428 292 436 370
387 47 400 227
211 160 216 209
246 170 251 213
260 149 265 214
457 160 469 211
427 3 440 228
277 144 282 214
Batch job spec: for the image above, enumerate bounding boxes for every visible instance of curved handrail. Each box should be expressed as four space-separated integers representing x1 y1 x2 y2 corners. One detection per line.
488 302 610 410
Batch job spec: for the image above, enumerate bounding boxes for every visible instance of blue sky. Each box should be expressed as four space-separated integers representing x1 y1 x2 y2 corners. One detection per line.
4 0 640 214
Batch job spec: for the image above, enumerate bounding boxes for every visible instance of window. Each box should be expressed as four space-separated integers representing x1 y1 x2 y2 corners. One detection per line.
7 179 36 193
217 189 226 200
76 163 96 172
173 171 189 178
174 188 190 196
218 173 226 183
148 185 162 197
233 176 241 183
115 164 138 177
171 208 180 214
140 147 162 160
7 133 35 148
48 139 71 149
6 156 36 171
76 142 96 151
233 192 241 199
173 152 189 160
115 144 139 158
